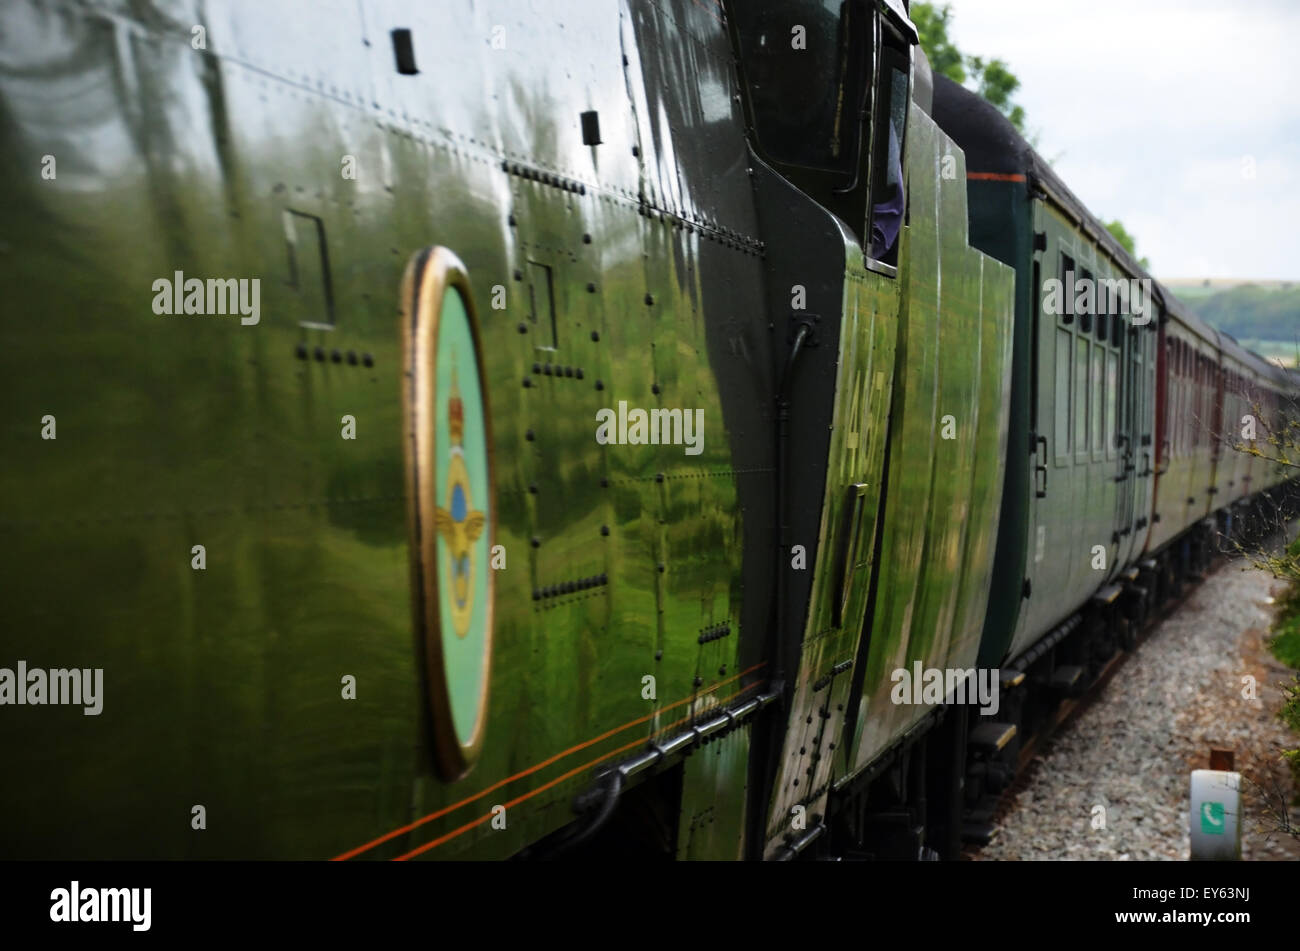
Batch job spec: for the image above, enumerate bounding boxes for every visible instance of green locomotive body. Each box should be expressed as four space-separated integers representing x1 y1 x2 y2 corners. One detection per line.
1 0 1289 862
0 0 1012 860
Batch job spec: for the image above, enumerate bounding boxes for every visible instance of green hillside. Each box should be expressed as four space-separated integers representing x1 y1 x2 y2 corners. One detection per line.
1195 285 1300 340
1168 284 1300 365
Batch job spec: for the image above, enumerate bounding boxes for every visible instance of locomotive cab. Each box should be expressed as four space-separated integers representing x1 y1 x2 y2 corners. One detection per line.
723 0 917 271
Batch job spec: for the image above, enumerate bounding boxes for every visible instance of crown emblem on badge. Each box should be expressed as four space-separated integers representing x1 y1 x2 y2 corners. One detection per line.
448 372 464 444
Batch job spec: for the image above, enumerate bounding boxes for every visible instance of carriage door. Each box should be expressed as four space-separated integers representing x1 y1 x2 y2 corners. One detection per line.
1025 203 1059 635
1132 310 1156 550
1111 278 1139 567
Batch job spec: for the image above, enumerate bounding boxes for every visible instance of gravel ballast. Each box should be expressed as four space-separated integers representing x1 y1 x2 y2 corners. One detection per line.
974 558 1300 861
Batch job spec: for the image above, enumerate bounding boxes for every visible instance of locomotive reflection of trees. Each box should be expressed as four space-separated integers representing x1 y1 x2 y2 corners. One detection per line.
1 0 1296 861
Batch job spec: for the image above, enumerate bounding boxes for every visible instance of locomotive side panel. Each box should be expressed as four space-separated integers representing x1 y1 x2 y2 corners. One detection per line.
0 0 776 860
949 252 1015 667
756 210 898 858
844 107 1015 777
0 0 429 859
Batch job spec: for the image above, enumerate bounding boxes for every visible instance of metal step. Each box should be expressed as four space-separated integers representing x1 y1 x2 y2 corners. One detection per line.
998 668 1026 689
1092 583 1124 606
965 798 999 824
961 822 997 846
969 721 1017 754
1049 664 1085 695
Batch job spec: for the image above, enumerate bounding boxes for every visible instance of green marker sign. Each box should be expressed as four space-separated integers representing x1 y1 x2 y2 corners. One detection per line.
1199 801 1225 835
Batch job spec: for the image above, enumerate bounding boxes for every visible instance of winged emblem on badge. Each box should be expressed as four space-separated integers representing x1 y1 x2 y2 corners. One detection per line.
434 369 486 638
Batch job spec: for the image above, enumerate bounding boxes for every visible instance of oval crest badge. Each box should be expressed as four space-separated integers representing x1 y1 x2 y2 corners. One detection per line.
401 247 495 781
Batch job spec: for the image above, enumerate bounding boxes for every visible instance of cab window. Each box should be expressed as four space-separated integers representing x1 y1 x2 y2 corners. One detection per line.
728 1 869 175
867 26 909 265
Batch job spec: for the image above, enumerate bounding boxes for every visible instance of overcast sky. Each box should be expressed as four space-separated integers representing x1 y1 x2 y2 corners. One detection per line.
939 0 1300 281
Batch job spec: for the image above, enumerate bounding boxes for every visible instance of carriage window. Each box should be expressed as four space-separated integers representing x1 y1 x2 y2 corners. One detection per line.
1106 349 1118 453
1095 273 1108 342
1075 337 1089 459
1079 269 1094 335
729 1 869 175
1055 328 1071 460
1092 342 1104 453
1060 253 1076 324
1196 357 1204 445
1171 342 1179 456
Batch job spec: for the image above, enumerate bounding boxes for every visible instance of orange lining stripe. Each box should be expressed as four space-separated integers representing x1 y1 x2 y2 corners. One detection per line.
331 662 767 861
967 172 1027 182
394 679 765 860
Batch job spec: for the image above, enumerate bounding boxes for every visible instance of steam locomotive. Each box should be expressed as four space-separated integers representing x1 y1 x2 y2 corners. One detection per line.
0 0 1294 861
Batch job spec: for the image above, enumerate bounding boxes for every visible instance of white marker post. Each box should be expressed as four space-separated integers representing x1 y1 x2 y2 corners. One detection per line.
1189 769 1241 860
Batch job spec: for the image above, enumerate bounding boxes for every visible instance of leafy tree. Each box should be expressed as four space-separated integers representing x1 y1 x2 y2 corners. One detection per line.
915 6 1152 265
912 2 965 83
1282 675 1300 792
912 2 1027 135
1104 219 1151 269
965 55 1024 131
1229 424 1300 818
